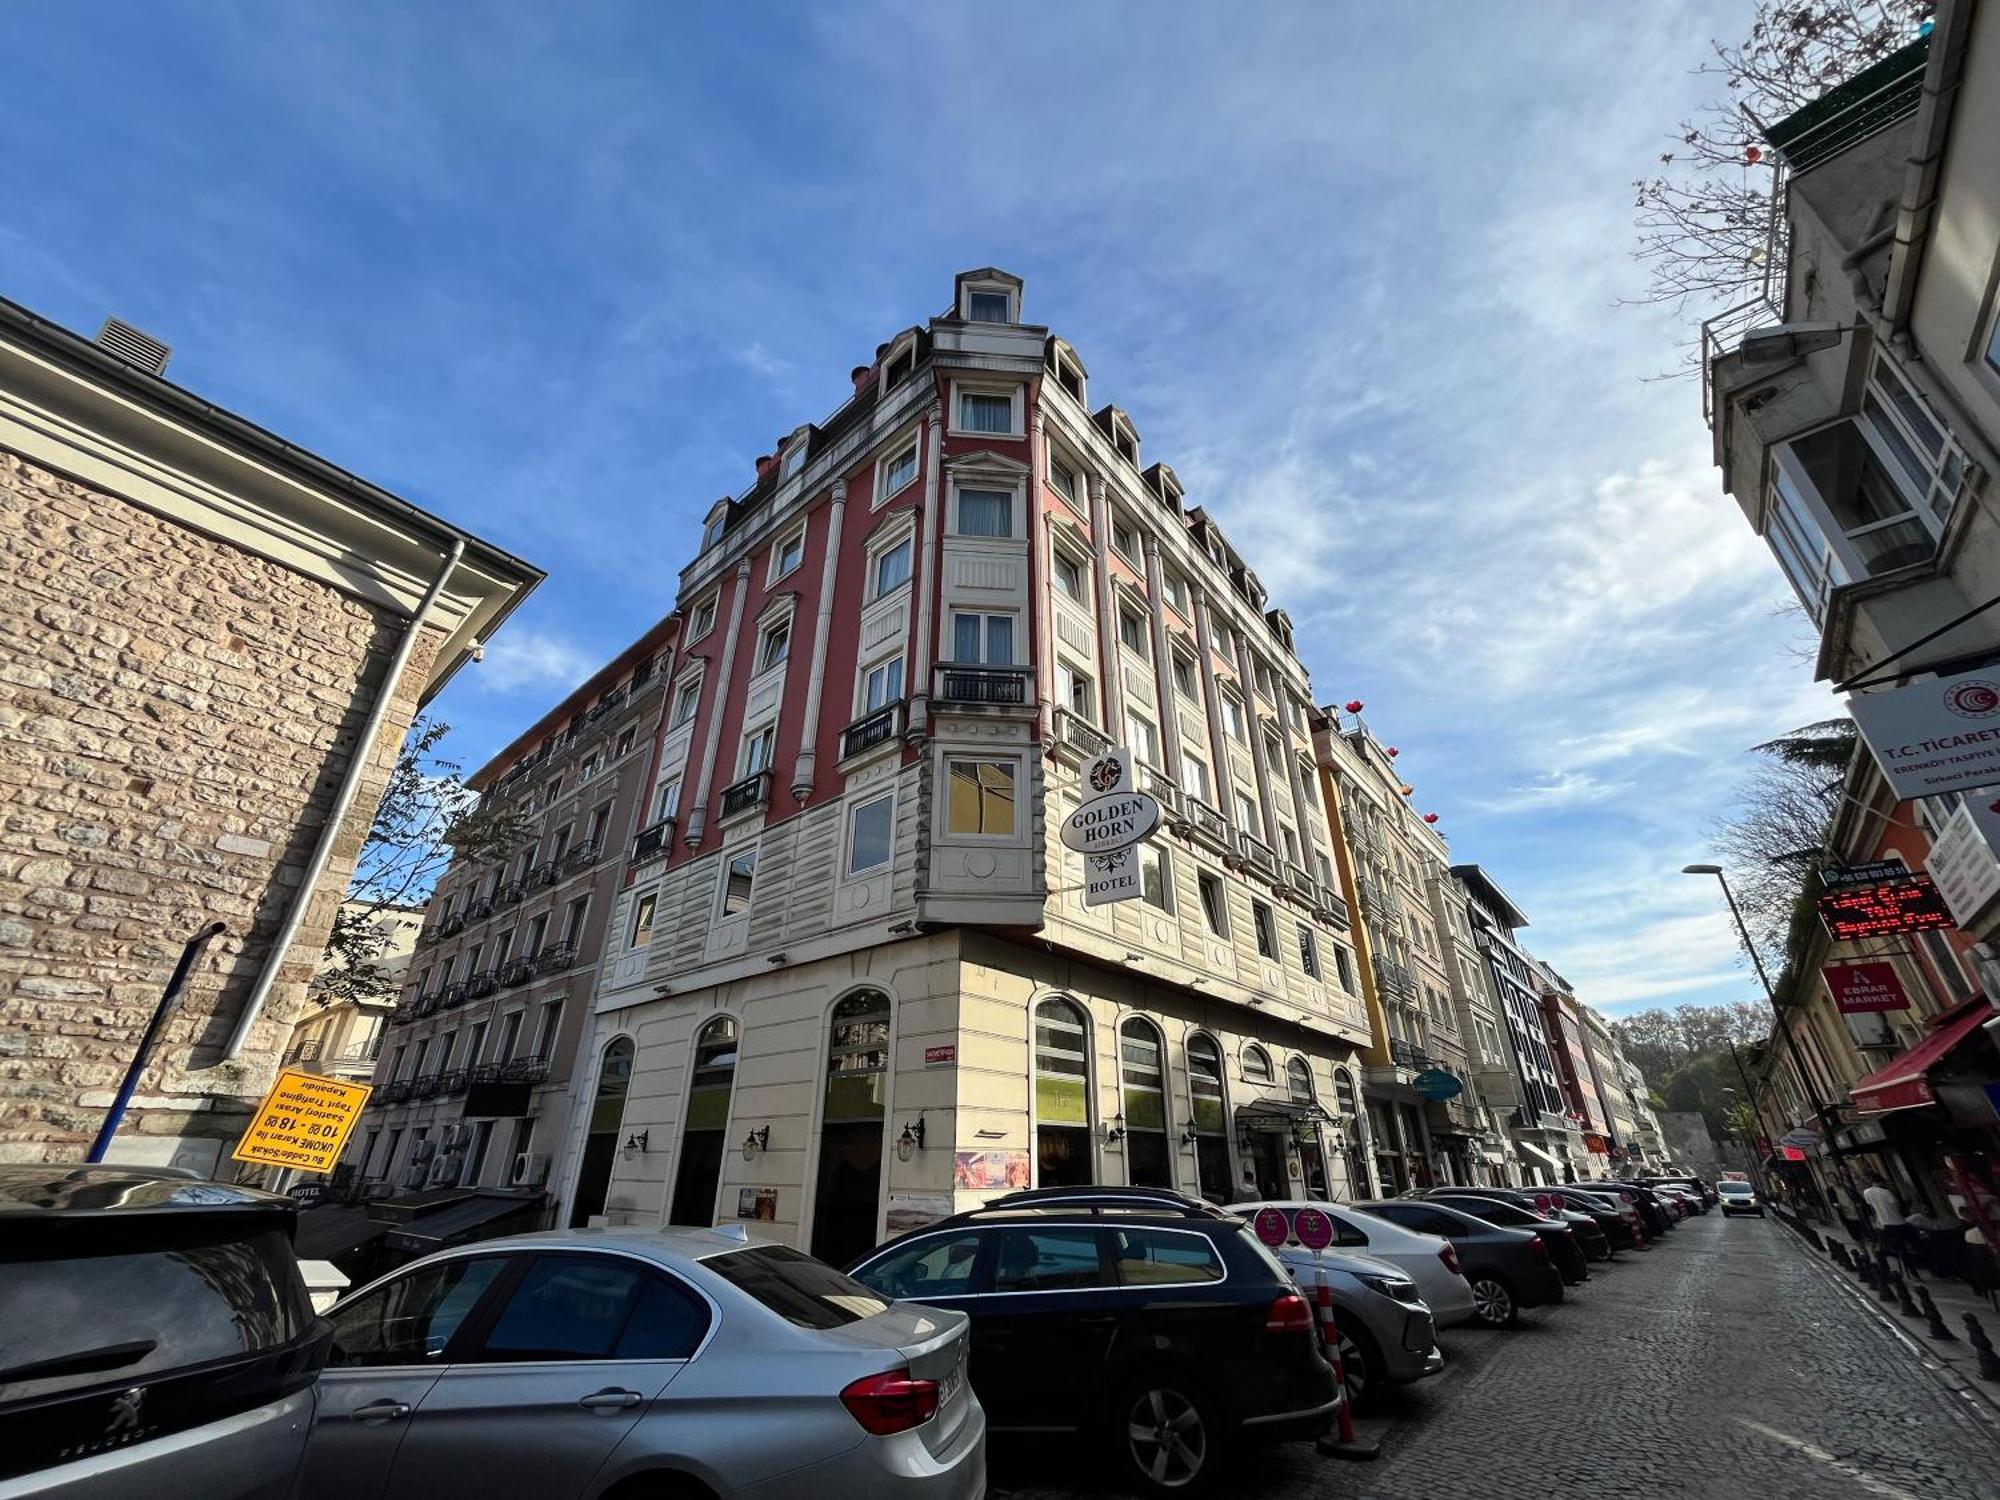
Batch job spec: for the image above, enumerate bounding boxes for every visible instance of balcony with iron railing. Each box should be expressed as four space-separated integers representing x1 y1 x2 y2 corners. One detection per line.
933 663 1034 707
441 1069 469 1096
1186 797 1230 849
564 838 601 873
535 942 578 975
413 990 441 1018
632 817 674 863
1373 956 1415 1003
499 1053 552 1085
500 956 536 987
840 701 905 761
439 911 466 938
438 981 468 1011
411 1073 442 1099
528 861 559 890
467 896 495 922
497 880 524 908
465 970 498 1001
1387 1036 1433 1070
1140 765 1182 821
719 770 771 820
381 1079 413 1103
1312 883 1352 929
1237 831 1276 876
1281 861 1315 898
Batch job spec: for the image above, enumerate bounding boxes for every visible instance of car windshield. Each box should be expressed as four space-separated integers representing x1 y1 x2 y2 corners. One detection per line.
1719 1183 1754 1195
703 1244 890 1329
0 1226 312 1405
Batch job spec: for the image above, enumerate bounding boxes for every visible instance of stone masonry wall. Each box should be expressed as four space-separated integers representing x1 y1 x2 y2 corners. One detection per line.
0 445 437 1168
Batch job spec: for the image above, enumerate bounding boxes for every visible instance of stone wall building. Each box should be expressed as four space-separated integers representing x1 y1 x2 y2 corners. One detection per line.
0 299 540 1170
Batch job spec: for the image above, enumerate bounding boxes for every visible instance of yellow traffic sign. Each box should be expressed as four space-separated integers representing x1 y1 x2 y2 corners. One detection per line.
231 1067 372 1174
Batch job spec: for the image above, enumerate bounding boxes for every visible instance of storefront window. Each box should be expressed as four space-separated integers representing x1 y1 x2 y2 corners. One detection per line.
1187 1034 1232 1200
1120 1018 1172 1188
1035 997 1093 1187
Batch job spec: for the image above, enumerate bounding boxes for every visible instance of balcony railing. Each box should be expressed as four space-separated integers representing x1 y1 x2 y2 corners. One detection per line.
500 1054 552 1085
413 990 441 1018
719 770 771 820
1313 883 1352 928
632 818 674 863
1140 765 1183 820
441 1068 470 1096
497 880 524 908
1388 1037 1433 1070
1237 832 1276 875
564 839 600 873
468 896 495 922
529 861 559 890
439 982 468 1011
1373 957 1415 1003
412 1073 442 1099
418 925 440 946
934 663 1033 706
465 970 498 1000
1186 797 1230 849
1282 861 1315 897
388 1006 415 1028
535 942 578 975
587 686 628 722
500 956 536 987
439 911 466 938
1053 707 1112 760
381 1079 413 1103
840 701 904 760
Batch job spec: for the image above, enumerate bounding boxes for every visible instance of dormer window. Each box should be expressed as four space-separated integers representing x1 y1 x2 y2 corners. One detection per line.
780 443 807 479
1057 359 1083 401
883 345 916 391
702 511 728 550
967 290 1011 323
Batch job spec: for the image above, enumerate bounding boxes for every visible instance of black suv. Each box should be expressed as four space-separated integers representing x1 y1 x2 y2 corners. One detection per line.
0 1165 330 1498
846 1186 1339 1494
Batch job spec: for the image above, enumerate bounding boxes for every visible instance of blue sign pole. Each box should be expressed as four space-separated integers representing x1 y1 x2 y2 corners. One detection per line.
87 922 228 1163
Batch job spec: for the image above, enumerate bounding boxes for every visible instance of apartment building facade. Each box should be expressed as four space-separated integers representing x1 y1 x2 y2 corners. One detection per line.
280 901 421 1084
350 618 676 1221
0 299 540 1169
569 269 1373 1264
1428 869 1526 1186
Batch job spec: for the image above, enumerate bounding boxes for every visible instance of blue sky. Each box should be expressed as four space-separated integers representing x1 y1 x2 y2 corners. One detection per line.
1 1 1843 1015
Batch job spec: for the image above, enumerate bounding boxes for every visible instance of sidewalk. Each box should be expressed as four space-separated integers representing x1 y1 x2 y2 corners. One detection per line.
1775 1208 2000 1417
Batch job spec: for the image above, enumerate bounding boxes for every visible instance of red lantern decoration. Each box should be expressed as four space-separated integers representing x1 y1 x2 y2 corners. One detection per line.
1423 813 1439 824
1399 785 1413 796
1745 145 1762 164
1386 747 1399 758
1344 699 1364 714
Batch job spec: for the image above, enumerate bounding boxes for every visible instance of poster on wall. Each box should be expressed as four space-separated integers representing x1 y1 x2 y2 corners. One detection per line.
885 1193 955 1236
736 1187 777 1221
953 1149 1031 1190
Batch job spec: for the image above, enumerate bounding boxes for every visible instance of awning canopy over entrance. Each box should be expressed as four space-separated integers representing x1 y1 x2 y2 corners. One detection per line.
1515 1139 1563 1173
1235 1098 1334 1130
1849 998 1995 1115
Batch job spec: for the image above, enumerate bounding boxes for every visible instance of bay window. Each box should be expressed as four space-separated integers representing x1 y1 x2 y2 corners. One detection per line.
952 611 1015 664
872 535 913 598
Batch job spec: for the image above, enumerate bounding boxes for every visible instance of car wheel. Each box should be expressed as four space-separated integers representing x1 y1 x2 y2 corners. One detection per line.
1114 1375 1219 1495
1336 1325 1384 1410
1469 1275 1518 1328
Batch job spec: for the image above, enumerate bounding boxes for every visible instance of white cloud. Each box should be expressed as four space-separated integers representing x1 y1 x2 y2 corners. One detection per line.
473 628 595 695
736 341 792 381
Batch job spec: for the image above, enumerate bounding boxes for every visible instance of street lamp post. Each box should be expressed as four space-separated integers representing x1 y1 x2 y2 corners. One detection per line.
1682 863 1858 1217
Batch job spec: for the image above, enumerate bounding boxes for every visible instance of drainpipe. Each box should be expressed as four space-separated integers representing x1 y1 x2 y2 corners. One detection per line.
906 400 944 740
789 479 846 802
682 557 753 849
224 540 463 1058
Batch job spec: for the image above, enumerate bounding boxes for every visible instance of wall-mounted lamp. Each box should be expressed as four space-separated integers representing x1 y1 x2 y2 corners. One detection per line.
896 1115 927 1162
740 1125 770 1160
887 920 918 935
1103 1113 1126 1146
622 1129 650 1157
1181 1124 1200 1146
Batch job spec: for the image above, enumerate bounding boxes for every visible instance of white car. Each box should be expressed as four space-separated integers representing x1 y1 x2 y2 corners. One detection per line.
1236 1199 1477 1327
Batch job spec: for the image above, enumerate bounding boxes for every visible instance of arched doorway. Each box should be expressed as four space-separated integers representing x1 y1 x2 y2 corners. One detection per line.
567 1036 634 1227
1034 997 1093 1186
1120 1017 1171 1187
1335 1067 1369 1198
1288 1058 1329 1200
669 1017 737 1225
1186 1034 1232 1201
810 991 891 1266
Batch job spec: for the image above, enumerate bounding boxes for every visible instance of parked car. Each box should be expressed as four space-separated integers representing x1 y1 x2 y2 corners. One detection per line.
0 1164 329 1500
847 1188 1337 1493
1644 1175 1719 1210
1424 1192 1590 1285
1234 1198 1477 1328
1355 1199 1566 1328
1559 1185 1651 1248
300 1226 984 1500
1596 1180 1676 1238
1717 1181 1766 1218
1543 1188 1642 1252
1431 1188 1608 1267
1652 1186 1696 1219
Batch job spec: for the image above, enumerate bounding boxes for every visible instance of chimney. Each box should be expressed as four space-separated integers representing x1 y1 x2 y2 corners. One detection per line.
95 318 172 376
851 365 874 394
755 455 775 478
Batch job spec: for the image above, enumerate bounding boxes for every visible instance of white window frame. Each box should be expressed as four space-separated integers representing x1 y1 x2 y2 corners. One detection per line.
1109 510 1139 564
770 525 806 583
757 618 791 673
869 527 915 600
689 594 718 642
1057 659 1095 723
670 673 703 727
1048 455 1083 513
951 610 1018 666
951 478 1023 539
948 379 1024 440
1196 870 1229 937
1052 547 1087 602
1139 843 1173 913
740 725 776 777
1118 605 1149 663
1182 753 1211 806
1172 652 1199 702
1129 712 1159 770
1220 691 1246 742
628 891 658 948
846 791 897 876
876 434 921 507
654 778 681 822
719 846 759 918
959 279 1019 324
860 654 906 714
1164 571 1190 615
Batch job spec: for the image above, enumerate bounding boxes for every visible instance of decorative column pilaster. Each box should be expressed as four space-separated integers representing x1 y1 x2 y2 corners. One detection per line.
1190 587 1231 819
1140 534 1180 784
907 401 944 741
789 479 846 802
1234 635 1282 852
681 557 752 849
1086 471 1125 742
1029 407 1055 744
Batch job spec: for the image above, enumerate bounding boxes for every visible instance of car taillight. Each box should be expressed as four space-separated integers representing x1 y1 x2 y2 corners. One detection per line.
1439 1243 1461 1277
1266 1292 1314 1334
1529 1235 1548 1258
840 1369 940 1435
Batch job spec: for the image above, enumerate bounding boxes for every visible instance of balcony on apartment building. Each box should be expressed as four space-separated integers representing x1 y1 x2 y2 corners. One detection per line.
534 942 578 975
718 769 772 820
934 663 1034 708
632 816 675 863
1372 954 1416 1004
499 955 536 987
840 700 906 761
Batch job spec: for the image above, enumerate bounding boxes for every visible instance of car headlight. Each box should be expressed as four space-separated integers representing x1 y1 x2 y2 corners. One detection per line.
1356 1273 1420 1303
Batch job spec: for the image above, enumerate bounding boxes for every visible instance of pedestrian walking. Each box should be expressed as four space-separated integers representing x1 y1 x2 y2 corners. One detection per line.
1865 1175 1916 1274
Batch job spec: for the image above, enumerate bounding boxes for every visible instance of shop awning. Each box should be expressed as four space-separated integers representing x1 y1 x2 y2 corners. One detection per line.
1515 1139 1563 1172
1235 1098 1335 1127
381 1192 543 1254
293 1204 385 1262
1849 998 1996 1115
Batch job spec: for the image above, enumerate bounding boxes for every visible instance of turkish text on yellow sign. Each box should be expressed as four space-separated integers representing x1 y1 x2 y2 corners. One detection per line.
231 1068 372 1173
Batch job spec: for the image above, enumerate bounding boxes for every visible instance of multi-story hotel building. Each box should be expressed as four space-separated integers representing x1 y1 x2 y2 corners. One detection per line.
1427 868 1526 1187
569 269 1373 1263
350 617 677 1226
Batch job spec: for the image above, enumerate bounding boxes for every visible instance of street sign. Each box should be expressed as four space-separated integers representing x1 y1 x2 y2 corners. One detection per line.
1822 961 1910 1014
1060 789 1162 855
1294 1207 1333 1250
1083 847 1142 908
230 1068 371 1175
1412 1068 1463 1101
1850 667 2000 799
1252 1207 1290 1247
1927 797 2000 927
1816 876 1955 940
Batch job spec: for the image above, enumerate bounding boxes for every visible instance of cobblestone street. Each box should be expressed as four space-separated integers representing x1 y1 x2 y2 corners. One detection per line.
990 1213 2000 1499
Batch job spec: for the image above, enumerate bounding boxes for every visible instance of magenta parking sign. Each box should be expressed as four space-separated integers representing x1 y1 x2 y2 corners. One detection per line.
1252 1207 1290 1247
1294 1207 1333 1251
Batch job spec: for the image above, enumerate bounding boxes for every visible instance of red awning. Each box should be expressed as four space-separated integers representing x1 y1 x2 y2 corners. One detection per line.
1848 999 1996 1115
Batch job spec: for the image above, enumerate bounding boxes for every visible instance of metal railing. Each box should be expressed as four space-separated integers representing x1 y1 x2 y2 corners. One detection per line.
497 880 524 908
535 942 577 975
1387 1037 1432 1070
381 1079 413 1103
412 1073 442 1099
441 1069 469 1096
439 911 466 938
529 861 559 890
1140 765 1182 819
565 839 600 872
468 896 495 921
632 818 674 862
1282 861 1315 897
719 770 771 819
500 1054 551 1085
841 701 904 760
465 970 498 1000
1053 707 1112 760
1186 797 1229 848
439 982 468 1011
1237 831 1276 874
500 956 536 987
1314 883 1352 928
1373 956 1415 1002
934 664 1032 706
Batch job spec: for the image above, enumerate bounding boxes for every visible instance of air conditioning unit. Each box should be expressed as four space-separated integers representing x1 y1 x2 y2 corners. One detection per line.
512 1151 549 1186
400 1164 428 1190
427 1153 460 1186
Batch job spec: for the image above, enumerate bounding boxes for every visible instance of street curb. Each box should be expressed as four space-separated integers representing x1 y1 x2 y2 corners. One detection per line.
1773 1217 2000 1437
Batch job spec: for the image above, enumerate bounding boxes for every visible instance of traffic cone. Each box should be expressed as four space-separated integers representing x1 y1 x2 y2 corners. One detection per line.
1892 1274 1920 1319
1964 1314 2000 1382
1917 1286 1957 1342
1311 1268 1379 1461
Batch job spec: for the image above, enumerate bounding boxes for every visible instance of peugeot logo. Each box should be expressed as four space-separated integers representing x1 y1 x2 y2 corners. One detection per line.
106 1387 144 1436
1943 680 2000 719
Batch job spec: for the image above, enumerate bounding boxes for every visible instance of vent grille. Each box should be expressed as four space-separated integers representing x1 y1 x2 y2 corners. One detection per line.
95 318 172 375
